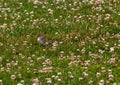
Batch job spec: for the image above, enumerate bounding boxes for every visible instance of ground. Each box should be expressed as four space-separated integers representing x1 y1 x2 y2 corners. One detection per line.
0 0 120 85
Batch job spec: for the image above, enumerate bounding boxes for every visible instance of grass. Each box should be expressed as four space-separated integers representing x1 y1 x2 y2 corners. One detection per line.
0 0 120 85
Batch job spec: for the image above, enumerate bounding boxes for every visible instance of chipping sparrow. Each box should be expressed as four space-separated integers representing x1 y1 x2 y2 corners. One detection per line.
37 34 52 46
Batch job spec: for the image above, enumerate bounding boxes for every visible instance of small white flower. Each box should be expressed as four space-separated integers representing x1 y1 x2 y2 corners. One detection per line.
110 47 115 53
17 83 23 85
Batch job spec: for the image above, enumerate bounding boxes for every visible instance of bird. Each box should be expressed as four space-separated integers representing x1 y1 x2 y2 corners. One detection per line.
37 34 52 46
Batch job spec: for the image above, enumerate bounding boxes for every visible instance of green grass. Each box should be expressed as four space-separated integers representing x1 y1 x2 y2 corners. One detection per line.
0 0 120 85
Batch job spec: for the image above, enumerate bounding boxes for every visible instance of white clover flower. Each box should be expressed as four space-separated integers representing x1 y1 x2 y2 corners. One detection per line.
17 83 23 85
10 75 16 80
110 47 115 53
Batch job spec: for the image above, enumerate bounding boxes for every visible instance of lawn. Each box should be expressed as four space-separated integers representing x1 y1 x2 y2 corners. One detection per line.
0 0 120 85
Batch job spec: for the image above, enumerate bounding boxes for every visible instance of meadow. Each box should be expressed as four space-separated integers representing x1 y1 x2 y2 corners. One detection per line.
0 0 120 85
